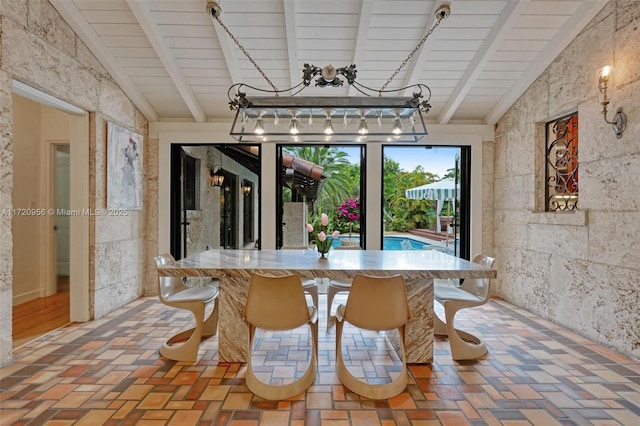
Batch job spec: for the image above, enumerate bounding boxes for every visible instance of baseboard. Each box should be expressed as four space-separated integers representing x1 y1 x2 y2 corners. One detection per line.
13 289 45 306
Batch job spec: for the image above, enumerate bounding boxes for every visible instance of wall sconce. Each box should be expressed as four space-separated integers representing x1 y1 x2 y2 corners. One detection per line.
598 65 627 139
208 165 225 187
241 182 252 194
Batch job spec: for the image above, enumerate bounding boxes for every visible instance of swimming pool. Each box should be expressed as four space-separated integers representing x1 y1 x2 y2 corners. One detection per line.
332 235 432 250
382 236 431 250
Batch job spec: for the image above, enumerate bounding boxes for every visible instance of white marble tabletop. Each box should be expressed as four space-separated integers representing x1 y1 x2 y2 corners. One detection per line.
156 249 496 363
157 248 496 280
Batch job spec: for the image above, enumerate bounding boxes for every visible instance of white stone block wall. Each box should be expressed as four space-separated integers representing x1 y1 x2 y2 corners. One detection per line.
283 202 308 248
0 69 15 365
0 1 148 365
493 1 640 361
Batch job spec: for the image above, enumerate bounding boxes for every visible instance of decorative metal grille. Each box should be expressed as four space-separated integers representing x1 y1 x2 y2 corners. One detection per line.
546 113 579 211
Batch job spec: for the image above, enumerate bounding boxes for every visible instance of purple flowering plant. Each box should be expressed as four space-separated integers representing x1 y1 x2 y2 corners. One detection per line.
336 197 361 237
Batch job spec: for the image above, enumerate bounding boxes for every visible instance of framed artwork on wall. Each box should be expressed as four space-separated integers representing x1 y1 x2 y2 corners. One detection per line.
107 122 143 210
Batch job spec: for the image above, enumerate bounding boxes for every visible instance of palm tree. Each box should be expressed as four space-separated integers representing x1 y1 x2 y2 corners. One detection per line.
284 146 355 217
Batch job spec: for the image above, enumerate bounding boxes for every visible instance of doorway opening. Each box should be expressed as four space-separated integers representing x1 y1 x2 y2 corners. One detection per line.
276 145 365 250
381 145 470 259
10 88 89 348
169 144 260 259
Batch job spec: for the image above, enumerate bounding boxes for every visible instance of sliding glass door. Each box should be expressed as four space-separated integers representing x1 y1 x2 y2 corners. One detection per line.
381 145 470 259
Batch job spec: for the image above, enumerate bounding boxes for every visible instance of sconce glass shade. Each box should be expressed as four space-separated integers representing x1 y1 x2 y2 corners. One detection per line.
598 65 627 139
209 167 225 187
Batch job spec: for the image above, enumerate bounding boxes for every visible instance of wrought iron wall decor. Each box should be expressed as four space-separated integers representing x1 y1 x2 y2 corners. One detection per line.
546 113 579 211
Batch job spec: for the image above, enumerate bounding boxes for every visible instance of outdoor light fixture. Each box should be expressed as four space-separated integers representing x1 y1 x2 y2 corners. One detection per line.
242 181 252 195
207 2 450 143
208 165 225 188
598 65 627 139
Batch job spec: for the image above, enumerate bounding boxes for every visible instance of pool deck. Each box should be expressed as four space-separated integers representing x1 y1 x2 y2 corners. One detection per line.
407 228 455 243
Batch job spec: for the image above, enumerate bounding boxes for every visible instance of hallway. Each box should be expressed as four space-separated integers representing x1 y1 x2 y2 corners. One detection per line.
1 295 639 425
11 276 70 348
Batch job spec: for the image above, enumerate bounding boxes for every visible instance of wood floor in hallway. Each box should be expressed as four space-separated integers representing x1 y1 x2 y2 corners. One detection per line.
11 276 70 348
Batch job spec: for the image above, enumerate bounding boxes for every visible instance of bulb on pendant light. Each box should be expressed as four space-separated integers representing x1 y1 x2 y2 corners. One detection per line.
322 109 335 136
254 110 266 136
288 109 300 135
323 118 334 135
358 111 369 136
392 113 403 138
289 118 300 135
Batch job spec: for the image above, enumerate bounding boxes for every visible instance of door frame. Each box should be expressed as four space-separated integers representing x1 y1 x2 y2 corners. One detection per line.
14 80 91 323
43 140 70 297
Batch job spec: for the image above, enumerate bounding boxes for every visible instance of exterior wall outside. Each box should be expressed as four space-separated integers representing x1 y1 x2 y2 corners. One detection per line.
182 146 217 255
0 1 148 366
493 0 640 361
283 202 308 248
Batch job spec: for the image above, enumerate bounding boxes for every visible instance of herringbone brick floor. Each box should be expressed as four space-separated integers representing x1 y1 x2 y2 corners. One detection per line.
1 295 639 425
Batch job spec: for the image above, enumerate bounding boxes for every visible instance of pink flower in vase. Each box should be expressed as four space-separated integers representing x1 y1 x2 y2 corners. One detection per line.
306 212 339 257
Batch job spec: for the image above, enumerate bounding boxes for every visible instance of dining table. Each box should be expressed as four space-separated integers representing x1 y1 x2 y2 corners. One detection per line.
156 248 497 364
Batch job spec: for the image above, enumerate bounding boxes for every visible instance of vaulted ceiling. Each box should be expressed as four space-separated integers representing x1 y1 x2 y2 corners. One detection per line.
51 0 607 125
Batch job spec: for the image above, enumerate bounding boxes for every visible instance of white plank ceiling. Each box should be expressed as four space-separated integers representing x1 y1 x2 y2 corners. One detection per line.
51 0 607 124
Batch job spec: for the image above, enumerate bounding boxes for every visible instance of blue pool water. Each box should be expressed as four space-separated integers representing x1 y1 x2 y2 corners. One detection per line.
382 236 430 250
332 235 431 250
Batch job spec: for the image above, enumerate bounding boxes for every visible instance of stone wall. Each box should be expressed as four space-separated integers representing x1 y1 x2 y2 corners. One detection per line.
0 0 148 366
493 0 640 360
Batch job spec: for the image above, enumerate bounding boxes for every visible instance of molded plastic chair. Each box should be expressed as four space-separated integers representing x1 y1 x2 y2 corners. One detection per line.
335 274 410 400
326 245 361 331
244 273 318 400
154 254 219 362
434 253 495 360
281 246 318 308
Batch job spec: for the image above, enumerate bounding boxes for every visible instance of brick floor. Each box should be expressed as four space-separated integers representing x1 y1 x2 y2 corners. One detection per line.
1 295 639 425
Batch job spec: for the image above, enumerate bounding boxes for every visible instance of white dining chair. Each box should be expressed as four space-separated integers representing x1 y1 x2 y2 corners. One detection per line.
244 273 318 400
434 253 496 360
335 274 410 399
154 254 219 362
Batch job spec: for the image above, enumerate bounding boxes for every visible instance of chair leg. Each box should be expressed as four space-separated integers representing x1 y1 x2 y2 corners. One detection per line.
246 323 318 400
443 302 487 361
326 286 345 332
160 302 206 363
202 300 219 337
433 301 449 336
305 286 318 310
335 319 408 399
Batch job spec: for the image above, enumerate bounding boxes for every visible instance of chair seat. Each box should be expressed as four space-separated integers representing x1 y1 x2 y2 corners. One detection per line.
329 280 351 289
165 286 218 303
434 285 482 302
302 279 316 288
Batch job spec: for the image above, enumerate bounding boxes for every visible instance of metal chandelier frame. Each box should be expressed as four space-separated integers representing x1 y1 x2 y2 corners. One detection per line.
207 2 450 143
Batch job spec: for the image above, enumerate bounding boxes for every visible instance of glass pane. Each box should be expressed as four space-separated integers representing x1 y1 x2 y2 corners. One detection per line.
382 146 461 256
278 145 363 250
171 144 260 259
